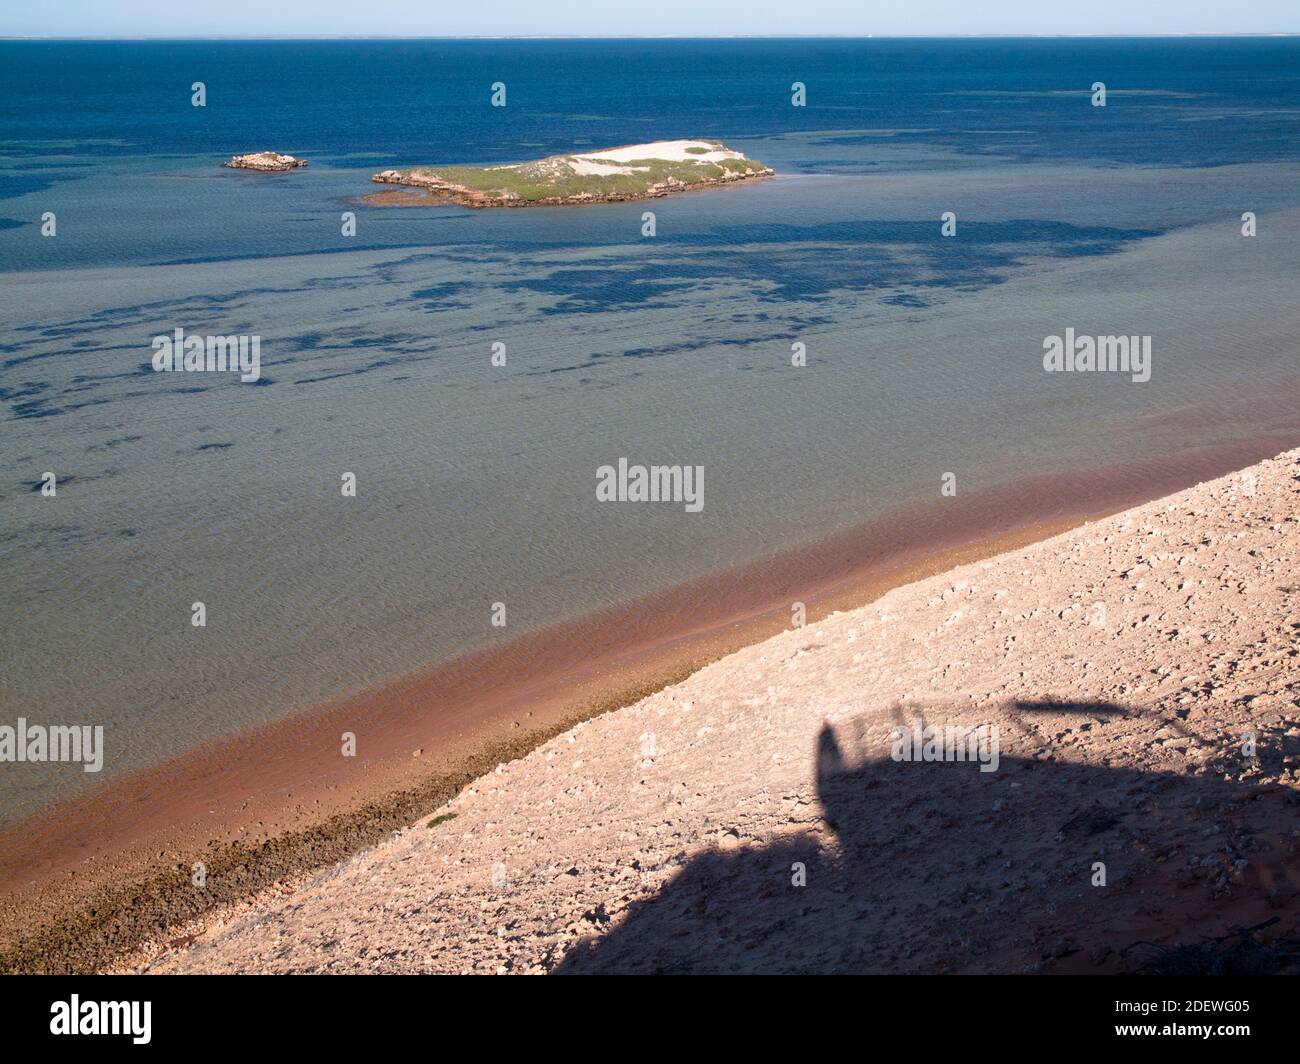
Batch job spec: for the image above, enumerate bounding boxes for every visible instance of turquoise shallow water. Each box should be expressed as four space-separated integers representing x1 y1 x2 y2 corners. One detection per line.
2 39 1300 823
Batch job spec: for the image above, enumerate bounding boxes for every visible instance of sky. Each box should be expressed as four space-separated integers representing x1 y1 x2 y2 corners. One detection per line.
2 1 1297 39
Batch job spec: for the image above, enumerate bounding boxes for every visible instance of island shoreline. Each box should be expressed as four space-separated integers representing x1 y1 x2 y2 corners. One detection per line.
367 167 775 208
369 139 775 207
361 169 776 209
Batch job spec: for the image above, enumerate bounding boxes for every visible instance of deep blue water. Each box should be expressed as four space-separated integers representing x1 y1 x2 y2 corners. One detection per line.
2 37 1300 272
4 38 1300 166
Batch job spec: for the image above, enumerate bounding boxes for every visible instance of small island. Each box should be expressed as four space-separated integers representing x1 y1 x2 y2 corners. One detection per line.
370 140 773 208
224 151 308 172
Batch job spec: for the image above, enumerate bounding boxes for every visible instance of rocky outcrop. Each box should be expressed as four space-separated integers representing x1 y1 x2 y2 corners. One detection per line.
224 152 307 172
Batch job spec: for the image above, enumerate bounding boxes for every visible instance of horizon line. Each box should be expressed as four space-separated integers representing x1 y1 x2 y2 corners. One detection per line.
4 32 1300 42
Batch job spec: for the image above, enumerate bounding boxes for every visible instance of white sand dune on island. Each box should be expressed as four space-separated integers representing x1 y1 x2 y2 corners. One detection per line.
577 140 749 164
490 140 751 176
149 449 1300 974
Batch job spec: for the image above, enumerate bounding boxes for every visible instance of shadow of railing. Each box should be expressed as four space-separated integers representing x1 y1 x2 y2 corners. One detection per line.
556 701 1300 974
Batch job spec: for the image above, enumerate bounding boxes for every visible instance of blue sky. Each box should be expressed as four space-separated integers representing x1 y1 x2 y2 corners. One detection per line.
3 0 1297 38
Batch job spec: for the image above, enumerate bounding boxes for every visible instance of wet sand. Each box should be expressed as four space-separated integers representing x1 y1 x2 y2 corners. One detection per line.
2 430 1297 971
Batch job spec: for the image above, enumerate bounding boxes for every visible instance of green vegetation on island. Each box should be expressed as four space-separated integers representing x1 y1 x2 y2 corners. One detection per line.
370 139 773 208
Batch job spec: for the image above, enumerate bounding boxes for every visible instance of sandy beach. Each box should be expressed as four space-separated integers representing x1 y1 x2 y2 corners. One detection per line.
5 431 1294 967
0 433 1292 973
87 443 1293 974
2 436 1297 973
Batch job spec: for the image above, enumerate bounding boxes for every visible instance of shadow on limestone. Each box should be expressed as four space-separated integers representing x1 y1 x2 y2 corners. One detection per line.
555 701 1300 974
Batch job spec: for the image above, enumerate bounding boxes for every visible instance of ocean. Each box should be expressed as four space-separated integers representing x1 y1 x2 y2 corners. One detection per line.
2 38 1300 825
